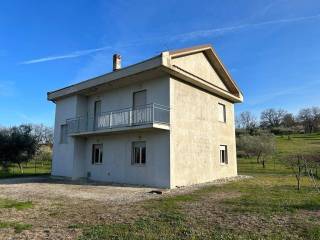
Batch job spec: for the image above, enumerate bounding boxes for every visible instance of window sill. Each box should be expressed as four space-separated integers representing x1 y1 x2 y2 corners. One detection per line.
132 164 146 167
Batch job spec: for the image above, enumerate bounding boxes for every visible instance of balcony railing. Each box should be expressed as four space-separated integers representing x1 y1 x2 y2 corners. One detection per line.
66 103 170 134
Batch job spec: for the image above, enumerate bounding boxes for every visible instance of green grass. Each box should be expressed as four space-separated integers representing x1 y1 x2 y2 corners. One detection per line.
79 175 320 240
0 198 33 210
0 160 51 179
79 133 320 240
0 221 32 233
238 133 320 175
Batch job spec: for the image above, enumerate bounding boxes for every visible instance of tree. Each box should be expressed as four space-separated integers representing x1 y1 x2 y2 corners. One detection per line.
0 125 40 173
297 107 320 133
260 108 287 129
283 155 304 190
0 128 11 172
282 113 295 128
312 107 320 132
32 124 53 147
237 111 258 134
237 133 276 167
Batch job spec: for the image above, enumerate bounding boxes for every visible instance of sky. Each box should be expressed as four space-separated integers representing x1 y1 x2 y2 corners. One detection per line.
0 0 320 127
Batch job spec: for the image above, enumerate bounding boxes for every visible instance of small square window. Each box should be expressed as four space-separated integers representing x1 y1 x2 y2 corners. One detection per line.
60 124 68 144
132 141 146 165
220 145 228 164
92 144 103 164
218 103 226 122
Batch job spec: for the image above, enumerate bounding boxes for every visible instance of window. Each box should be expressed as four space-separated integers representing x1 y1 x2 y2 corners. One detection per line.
220 145 228 164
60 124 68 143
132 141 146 165
218 103 226 122
92 144 103 164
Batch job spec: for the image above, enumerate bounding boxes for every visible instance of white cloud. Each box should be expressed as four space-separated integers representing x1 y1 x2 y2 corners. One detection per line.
20 46 111 65
169 13 320 42
19 13 320 65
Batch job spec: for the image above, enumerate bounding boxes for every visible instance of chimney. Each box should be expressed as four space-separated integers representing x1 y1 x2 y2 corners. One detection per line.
113 54 121 71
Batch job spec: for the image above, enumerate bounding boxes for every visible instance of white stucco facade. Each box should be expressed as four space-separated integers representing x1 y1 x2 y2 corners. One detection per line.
49 45 243 189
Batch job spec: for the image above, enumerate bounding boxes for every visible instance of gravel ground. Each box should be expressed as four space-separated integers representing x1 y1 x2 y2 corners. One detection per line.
0 175 251 240
0 175 251 204
0 177 159 204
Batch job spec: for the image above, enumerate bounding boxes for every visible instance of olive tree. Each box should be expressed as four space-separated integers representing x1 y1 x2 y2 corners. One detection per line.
237 133 276 167
0 125 40 173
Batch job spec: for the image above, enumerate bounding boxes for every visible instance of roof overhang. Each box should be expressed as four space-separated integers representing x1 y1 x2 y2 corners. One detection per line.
47 44 243 103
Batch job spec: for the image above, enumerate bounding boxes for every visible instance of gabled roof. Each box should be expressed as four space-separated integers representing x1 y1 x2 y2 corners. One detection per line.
47 44 243 103
168 44 242 98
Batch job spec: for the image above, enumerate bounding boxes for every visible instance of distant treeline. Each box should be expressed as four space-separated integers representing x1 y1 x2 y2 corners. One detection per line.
236 106 320 135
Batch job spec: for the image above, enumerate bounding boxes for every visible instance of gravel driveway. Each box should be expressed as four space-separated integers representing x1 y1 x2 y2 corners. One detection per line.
0 176 249 239
0 177 162 204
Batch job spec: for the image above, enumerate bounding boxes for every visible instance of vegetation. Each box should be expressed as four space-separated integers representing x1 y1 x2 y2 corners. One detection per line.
76 133 320 240
236 106 320 135
0 121 319 239
0 198 33 210
0 124 52 178
0 221 32 233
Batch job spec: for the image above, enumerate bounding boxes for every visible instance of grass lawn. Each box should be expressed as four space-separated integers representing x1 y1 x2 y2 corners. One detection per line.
0 133 319 239
238 133 320 175
78 133 320 240
0 160 51 179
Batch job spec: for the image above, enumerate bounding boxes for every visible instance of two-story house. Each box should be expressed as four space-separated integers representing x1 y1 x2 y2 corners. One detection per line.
47 44 243 188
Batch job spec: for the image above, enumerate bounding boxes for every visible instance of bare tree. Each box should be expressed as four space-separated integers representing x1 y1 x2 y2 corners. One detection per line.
283 155 304 190
282 113 295 128
312 107 320 132
238 111 258 133
32 124 53 146
297 107 320 133
260 108 287 129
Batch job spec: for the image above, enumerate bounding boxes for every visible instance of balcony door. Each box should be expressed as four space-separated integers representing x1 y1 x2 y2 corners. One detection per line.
133 90 147 124
94 100 101 130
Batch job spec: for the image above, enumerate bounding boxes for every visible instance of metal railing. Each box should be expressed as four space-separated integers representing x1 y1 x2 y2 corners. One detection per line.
66 103 170 134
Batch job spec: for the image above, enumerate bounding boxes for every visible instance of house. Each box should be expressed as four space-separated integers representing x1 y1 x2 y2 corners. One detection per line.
47 44 243 188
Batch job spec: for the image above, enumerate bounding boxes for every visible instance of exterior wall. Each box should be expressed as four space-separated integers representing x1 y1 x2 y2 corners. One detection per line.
86 76 169 116
170 77 237 187
84 131 170 188
52 95 87 178
171 52 229 91
52 75 171 187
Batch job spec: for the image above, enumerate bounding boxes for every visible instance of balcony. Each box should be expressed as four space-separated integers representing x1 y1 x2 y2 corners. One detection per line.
66 103 170 136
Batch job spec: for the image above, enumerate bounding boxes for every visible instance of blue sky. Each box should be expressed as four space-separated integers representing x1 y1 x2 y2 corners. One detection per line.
1 0 320 127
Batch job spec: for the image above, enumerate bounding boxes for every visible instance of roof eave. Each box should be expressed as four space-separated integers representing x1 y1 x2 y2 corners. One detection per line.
47 54 164 102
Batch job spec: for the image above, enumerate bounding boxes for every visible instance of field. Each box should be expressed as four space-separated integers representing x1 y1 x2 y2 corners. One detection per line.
0 133 319 239
0 145 52 178
0 159 51 179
